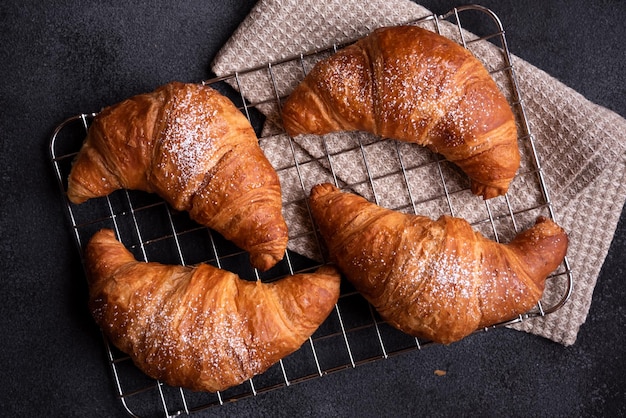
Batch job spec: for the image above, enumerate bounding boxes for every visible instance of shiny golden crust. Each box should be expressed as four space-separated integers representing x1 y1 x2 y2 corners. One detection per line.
85 229 341 392
67 82 288 271
308 183 568 344
282 26 519 199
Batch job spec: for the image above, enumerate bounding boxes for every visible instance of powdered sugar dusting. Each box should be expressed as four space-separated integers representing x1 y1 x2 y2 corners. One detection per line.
143 282 271 382
426 248 475 300
377 52 461 144
158 86 222 189
387 239 476 307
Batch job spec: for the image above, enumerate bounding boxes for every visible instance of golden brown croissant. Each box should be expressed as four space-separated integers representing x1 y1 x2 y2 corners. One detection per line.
309 183 568 344
282 26 520 199
85 229 341 392
68 81 287 271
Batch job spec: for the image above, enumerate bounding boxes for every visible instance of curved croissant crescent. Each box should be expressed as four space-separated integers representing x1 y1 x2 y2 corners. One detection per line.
67 82 287 271
309 183 568 344
282 26 520 199
85 229 341 392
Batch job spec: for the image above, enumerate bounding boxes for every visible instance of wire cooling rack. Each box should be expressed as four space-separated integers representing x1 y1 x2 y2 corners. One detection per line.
50 5 572 418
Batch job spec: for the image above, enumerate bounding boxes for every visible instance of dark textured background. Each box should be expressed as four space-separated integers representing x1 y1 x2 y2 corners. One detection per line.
1 1 624 417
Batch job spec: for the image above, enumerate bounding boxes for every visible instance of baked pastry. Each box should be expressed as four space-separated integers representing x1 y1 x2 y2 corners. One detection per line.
85 229 341 392
67 81 287 271
282 26 519 199
309 183 568 344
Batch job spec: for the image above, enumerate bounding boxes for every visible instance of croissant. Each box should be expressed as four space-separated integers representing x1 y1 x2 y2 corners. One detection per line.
85 229 341 392
282 26 520 199
67 81 287 271
309 183 568 344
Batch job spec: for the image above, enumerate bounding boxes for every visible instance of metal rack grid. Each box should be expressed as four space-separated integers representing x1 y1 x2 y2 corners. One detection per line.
50 5 572 417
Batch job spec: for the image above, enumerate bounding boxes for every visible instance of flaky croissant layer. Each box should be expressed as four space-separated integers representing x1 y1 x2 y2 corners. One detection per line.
85 229 341 392
68 82 288 271
309 183 568 344
282 26 520 199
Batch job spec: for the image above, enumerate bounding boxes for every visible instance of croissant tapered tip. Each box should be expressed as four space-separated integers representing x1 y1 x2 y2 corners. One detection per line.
310 183 339 199
250 252 285 272
470 181 510 200
66 190 88 205
531 215 568 239
84 229 137 287
504 216 568 287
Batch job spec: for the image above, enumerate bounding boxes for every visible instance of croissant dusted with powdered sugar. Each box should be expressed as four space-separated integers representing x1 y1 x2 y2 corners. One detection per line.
309 183 568 344
282 26 520 199
67 81 287 271
85 229 341 392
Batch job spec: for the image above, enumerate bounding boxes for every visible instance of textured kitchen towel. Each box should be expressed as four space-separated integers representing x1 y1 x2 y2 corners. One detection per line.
211 0 626 346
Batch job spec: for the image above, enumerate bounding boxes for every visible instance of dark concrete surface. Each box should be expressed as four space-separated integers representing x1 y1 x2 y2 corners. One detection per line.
1 1 624 417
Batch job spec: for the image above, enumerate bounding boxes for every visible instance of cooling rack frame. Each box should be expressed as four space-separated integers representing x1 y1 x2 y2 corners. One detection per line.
50 5 573 417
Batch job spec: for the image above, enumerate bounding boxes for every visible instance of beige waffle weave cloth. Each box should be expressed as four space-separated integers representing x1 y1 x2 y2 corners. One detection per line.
211 0 626 346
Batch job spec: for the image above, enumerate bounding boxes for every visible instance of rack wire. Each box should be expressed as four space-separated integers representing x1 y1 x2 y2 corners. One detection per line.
50 5 572 417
